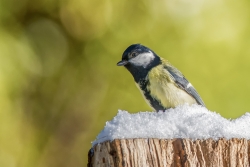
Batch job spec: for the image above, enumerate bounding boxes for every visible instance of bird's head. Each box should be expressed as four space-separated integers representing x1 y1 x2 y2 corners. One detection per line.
117 44 157 68
117 44 160 80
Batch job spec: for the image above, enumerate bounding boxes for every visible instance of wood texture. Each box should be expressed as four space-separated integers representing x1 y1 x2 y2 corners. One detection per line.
88 138 250 167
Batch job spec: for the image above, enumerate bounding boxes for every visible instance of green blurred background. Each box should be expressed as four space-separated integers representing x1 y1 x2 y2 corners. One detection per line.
1 0 250 166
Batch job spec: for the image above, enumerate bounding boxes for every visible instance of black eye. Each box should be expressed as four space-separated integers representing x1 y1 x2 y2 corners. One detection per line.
131 52 136 57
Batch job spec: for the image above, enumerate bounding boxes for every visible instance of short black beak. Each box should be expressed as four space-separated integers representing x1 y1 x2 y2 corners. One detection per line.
117 60 128 66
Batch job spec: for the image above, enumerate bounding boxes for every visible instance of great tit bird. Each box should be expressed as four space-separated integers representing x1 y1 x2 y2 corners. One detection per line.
117 44 205 111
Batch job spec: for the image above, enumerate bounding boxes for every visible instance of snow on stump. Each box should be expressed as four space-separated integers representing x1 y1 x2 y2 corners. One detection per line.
88 105 250 167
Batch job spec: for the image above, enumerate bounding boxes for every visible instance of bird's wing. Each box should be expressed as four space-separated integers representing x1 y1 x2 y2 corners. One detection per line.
164 65 205 107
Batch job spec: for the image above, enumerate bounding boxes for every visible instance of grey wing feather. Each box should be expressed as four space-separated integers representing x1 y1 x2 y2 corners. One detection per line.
164 65 205 107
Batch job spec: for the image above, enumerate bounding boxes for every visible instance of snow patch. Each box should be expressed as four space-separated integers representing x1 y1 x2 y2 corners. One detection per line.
92 104 250 146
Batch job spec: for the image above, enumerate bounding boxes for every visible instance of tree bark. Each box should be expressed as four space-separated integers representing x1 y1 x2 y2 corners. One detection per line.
88 138 250 167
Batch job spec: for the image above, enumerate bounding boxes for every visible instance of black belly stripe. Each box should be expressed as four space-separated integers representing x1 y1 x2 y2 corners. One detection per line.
138 79 166 111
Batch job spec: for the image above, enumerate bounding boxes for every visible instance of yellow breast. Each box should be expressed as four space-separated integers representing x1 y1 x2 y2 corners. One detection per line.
147 65 197 109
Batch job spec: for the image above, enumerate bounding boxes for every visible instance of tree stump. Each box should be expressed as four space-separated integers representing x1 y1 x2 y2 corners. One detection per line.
88 138 250 167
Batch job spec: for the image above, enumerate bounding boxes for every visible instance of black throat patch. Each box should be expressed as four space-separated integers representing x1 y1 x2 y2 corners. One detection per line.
125 55 161 82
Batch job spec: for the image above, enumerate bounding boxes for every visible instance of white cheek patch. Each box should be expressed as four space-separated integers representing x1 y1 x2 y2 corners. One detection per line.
129 51 155 68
